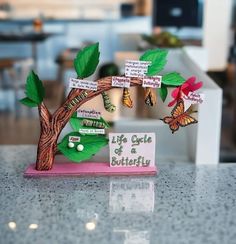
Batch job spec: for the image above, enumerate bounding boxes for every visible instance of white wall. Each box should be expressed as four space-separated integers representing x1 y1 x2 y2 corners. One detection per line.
203 0 233 71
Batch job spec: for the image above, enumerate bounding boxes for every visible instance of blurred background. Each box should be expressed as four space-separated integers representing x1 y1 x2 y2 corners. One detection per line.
0 0 235 163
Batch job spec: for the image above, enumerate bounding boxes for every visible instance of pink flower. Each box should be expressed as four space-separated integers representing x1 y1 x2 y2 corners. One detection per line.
168 76 203 107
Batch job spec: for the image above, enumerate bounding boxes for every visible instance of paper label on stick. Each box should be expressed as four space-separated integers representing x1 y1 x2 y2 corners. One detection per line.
109 133 156 167
77 109 101 119
142 76 162 88
125 60 151 78
79 129 105 134
112 76 131 88
69 136 80 142
183 92 204 104
69 77 97 91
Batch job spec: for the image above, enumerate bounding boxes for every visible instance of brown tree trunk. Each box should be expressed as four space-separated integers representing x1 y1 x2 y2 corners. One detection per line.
35 89 86 171
36 127 58 170
35 103 55 170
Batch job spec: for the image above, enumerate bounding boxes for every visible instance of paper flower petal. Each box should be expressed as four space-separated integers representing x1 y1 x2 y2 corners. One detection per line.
171 87 180 98
185 76 196 85
189 81 203 92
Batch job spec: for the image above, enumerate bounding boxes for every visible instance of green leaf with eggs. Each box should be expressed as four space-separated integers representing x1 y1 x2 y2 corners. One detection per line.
58 132 108 163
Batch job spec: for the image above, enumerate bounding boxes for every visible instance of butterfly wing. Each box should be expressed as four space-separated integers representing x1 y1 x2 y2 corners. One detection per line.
162 116 173 124
162 116 180 133
178 114 198 127
171 99 185 118
169 122 180 134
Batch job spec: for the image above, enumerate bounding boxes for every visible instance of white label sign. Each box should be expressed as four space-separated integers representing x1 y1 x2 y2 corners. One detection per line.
125 60 151 78
109 133 156 167
69 78 97 91
142 76 162 88
112 76 131 88
183 92 204 104
77 109 101 119
69 136 80 142
79 129 105 134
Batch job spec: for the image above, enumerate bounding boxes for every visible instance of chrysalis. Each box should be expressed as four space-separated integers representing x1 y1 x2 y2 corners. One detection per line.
122 88 133 108
82 119 106 129
144 88 157 106
66 91 88 110
101 91 116 113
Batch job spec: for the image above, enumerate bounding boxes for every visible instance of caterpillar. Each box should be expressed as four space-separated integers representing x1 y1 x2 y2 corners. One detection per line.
101 91 116 113
122 88 133 108
82 119 106 129
144 88 157 106
66 91 88 110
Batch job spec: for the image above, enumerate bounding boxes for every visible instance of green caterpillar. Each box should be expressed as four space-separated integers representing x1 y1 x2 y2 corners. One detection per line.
101 91 116 113
67 91 88 110
82 119 105 129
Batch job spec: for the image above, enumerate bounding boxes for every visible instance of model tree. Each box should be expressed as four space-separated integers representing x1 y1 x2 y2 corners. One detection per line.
20 43 201 171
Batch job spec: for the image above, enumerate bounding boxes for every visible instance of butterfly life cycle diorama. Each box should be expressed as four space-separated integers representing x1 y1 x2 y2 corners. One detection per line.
21 43 204 176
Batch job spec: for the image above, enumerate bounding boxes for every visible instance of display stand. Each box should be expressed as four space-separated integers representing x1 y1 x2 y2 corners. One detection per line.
24 162 157 177
20 43 203 177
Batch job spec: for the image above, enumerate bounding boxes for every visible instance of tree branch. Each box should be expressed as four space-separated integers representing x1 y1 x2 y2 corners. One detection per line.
52 76 143 129
38 102 51 128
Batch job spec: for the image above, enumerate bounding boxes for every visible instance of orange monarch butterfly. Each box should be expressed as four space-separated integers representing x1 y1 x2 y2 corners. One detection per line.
122 88 133 108
66 91 88 110
81 119 105 129
162 98 198 134
144 88 157 106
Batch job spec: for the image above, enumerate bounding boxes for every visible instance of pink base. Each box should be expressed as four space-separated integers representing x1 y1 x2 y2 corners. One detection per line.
24 162 158 177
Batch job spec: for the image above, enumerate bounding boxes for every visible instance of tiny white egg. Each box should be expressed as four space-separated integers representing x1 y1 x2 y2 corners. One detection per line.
68 142 75 148
77 144 84 152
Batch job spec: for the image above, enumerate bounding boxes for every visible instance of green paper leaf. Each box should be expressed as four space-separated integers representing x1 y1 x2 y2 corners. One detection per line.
58 132 108 163
71 112 77 118
70 113 110 135
162 72 185 86
19 97 38 107
159 85 168 102
140 49 168 76
74 43 100 78
25 71 45 104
